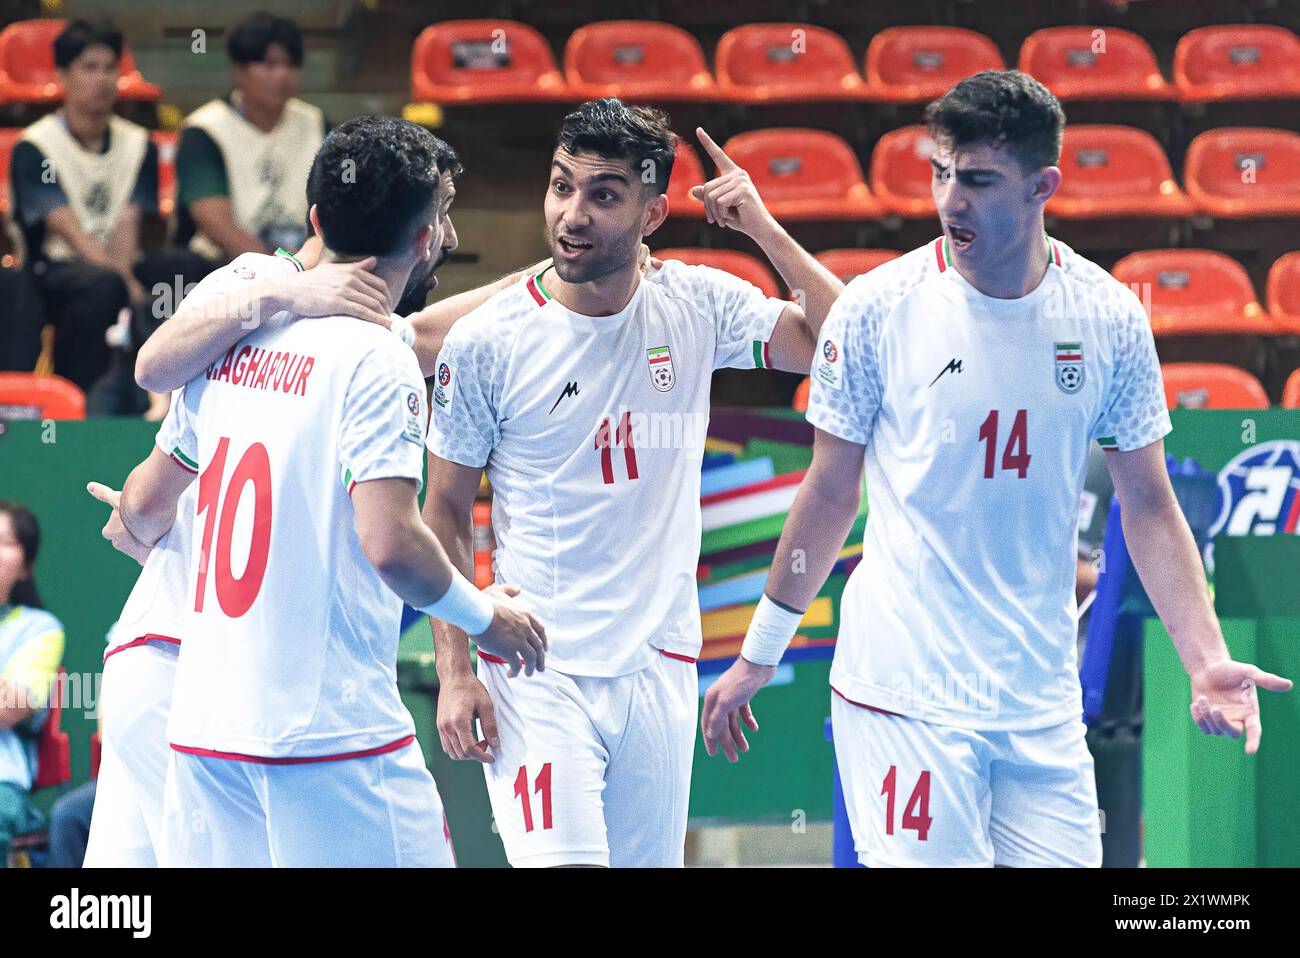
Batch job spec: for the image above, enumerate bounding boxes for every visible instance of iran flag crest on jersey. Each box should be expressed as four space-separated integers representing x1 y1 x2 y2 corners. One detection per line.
1055 341 1084 394
647 345 675 392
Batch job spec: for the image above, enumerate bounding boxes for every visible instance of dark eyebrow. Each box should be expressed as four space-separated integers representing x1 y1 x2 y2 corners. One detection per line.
549 159 630 188
930 158 1002 178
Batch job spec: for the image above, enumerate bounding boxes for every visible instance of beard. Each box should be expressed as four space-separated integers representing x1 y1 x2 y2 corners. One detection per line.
394 249 447 315
548 228 641 286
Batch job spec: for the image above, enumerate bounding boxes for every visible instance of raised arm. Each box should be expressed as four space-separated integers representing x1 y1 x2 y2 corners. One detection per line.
1106 440 1292 753
691 127 844 372
136 258 390 393
701 429 866 761
117 445 198 548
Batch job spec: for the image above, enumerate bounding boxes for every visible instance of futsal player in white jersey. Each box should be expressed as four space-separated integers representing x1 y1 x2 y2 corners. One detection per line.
703 72 1293 867
423 99 844 867
110 117 547 867
82 243 409 866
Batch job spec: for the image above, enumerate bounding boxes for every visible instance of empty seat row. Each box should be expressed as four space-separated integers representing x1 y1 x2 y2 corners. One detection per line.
409 20 1300 107
654 246 1300 337
661 124 1300 223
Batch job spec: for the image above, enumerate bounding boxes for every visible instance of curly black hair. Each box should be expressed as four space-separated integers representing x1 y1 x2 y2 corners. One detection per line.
924 70 1065 172
557 98 677 195
306 115 460 257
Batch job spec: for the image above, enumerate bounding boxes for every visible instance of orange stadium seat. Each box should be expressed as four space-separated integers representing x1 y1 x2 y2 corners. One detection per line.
1161 363 1269 409
1183 128 1300 218
564 21 716 101
1047 125 1193 219
1174 25 1300 102
0 373 85 419
1266 251 1300 330
0 127 19 214
714 23 865 103
665 141 706 218
1282 368 1300 409
0 19 160 105
721 129 881 221
1019 27 1172 101
652 248 781 297
815 248 900 282
152 129 177 218
792 377 810 412
870 126 937 218
864 27 1004 104
409 20 569 104
1112 249 1273 335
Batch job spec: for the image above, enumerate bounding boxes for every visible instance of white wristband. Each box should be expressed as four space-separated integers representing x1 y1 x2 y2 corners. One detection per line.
419 569 494 637
389 314 416 349
740 594 803 667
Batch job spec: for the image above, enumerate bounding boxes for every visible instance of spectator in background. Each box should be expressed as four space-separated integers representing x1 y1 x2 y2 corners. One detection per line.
0 268 48 375
9 19 212 416
176 13 325 261
1076 442 1117 650
0 502 64 866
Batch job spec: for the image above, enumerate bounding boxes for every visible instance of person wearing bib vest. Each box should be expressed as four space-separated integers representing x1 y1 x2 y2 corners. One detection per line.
175 14 326 264
9 20 150 400
0 503 65 867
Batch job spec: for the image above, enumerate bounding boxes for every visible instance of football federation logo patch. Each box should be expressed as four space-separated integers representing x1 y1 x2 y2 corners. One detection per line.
647 345 675 392
401 386 425 444
1054 342 1084 394
814 337 842 391
433 360 456 412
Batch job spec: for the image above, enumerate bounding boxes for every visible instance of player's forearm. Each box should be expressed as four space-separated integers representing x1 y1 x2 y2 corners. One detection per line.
421 498 478 681
764 470 861 612
104 209 142 280
748 216 843 336
136 281 285 392
190 200 264 259
1121 497 1229 675
119 463 178 547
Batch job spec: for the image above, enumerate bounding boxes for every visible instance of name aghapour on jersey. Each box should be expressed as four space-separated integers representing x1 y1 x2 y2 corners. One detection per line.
807 236 1171 731
162 252 428 760
427 262 786 677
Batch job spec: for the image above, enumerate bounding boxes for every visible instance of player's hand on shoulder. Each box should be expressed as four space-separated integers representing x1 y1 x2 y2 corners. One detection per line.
86 482 152 566
700 656 776 763
273 256 391 329
436 671 500 764
1188 657 1293 755
690 127 776 239
638 242 663 277
476 583 548 678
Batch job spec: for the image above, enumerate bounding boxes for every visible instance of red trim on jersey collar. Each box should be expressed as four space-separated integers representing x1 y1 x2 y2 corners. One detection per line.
103 633 181 663
525 272 550 307
832 686 905 718
170 733 416 765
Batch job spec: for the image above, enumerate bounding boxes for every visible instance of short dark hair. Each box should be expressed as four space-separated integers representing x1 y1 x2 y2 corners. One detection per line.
0 502 42 610
557 98 677 195
227 12 303 66
924 70 1065 172
307 116 455 257
54 19 123 69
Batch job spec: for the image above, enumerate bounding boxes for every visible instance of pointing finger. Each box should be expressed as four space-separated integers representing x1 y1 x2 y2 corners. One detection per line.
696 127 737 172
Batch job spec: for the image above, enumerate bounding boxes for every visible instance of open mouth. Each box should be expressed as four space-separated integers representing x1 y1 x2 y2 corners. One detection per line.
557 236 593 257
947 225 976 250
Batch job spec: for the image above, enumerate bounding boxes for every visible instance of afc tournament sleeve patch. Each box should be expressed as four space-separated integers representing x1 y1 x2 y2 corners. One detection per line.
432 359 456 414
813 337 843 391
402 385 425 444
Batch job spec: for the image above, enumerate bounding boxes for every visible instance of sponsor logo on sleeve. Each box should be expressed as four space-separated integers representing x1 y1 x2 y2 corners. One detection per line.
814 338 842 391
433 360 456 413
402 386 425 443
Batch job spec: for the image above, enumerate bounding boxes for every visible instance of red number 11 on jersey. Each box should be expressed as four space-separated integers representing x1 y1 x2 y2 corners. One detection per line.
595 411 639 484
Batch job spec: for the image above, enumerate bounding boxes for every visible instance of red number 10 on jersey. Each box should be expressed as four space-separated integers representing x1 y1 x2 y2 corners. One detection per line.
195 436 273 617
